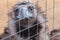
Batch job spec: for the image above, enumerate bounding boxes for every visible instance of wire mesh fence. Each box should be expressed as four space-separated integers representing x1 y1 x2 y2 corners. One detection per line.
0 0 60 40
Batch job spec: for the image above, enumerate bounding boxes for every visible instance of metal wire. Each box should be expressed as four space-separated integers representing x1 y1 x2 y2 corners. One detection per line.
28 0 30 40
0 0 60 40
1 20 47 40
52 0 55 32
52 0 55 40
45 0 47 40
37 0 39 39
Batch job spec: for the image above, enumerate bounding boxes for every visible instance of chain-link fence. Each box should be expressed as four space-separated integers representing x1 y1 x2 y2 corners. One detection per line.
0 0 60 40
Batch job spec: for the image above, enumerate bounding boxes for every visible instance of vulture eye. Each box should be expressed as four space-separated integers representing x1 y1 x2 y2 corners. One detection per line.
14 9 19 17
28 6 34 13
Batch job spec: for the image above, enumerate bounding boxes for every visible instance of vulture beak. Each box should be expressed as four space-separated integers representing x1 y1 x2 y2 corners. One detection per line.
17 7 33 20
